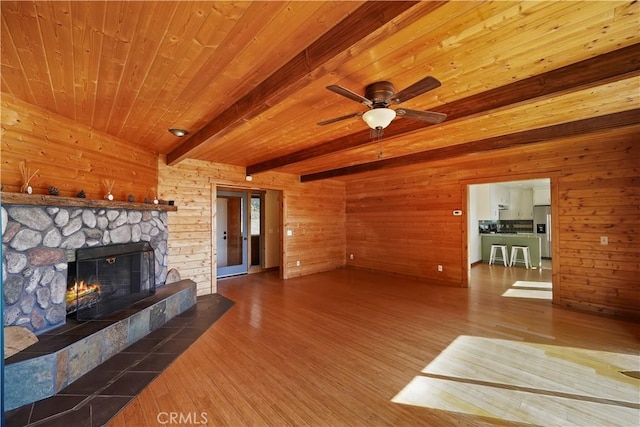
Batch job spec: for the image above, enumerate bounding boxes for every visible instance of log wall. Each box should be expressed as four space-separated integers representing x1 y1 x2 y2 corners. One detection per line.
1 94 158 201
158 159 346 295
346 126 639 318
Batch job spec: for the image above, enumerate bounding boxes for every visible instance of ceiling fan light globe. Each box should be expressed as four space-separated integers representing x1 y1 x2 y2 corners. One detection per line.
362 108 396 130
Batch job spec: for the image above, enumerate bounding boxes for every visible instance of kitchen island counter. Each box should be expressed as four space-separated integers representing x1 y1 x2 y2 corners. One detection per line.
481 234 542 268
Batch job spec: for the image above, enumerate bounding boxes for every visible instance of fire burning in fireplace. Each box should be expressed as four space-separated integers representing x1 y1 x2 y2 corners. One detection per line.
66 242 155 320
66 280 102 314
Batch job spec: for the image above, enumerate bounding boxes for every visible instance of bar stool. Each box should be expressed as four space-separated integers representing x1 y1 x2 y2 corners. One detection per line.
510 245 532 269
489 244 508 267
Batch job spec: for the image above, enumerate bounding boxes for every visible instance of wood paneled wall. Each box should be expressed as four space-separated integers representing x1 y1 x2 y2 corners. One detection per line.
158 158 345 295
1 94 346 298
156 158 213 296
282 176 346 278
345 126 639 318
1 94 158 201
347 179 464 282
5 90 633 316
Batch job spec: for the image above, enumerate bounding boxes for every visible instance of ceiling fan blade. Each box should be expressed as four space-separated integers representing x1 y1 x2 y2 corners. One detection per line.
395 108 447 124
317 111 363 126
391 76 442 104
326 85 373 107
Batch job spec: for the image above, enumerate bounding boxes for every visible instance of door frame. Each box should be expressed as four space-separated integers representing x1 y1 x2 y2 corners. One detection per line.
212 184 284 284
463 172 560 304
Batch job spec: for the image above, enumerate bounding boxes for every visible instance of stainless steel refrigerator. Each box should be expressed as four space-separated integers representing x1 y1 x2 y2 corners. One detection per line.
533 205 551 258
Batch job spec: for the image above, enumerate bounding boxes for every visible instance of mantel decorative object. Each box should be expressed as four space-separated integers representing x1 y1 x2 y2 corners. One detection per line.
19 161 38 194
102 179 115 200
150 187 159 205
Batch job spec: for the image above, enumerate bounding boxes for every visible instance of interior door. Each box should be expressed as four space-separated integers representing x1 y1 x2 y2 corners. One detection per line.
216 191 248 278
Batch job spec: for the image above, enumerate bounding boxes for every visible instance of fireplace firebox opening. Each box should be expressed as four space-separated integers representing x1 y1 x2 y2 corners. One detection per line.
66 242 156 321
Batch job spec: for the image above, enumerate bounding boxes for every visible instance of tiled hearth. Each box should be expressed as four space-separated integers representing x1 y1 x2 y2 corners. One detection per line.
5 280 197 410
4 292 234 426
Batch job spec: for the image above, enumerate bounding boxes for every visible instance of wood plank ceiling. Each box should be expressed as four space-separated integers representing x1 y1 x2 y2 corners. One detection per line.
2 1 639 181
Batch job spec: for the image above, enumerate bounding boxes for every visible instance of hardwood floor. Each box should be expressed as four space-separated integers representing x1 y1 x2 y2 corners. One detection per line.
109 264 639 426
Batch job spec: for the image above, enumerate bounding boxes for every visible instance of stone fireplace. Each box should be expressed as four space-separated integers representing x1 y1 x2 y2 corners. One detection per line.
2 195 197 412
2 200 170 334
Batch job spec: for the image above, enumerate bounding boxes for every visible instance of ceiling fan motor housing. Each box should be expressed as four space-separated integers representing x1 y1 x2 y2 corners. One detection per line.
365 81 396 107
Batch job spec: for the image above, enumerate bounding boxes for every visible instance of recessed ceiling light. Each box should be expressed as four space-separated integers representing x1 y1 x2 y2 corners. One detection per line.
168 128 188 137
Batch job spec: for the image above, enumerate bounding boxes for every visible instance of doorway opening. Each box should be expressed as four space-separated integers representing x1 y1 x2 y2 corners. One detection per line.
250 193 263 268
216 188 281 279
467 178 553 296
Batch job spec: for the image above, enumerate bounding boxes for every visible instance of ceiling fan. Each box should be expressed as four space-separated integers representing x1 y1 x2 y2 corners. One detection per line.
317 76 447 137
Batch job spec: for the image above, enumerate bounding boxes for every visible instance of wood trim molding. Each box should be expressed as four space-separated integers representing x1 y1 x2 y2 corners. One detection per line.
211 183 218 293
247 44 640 175
0 192 178 211
166 1 427 166
300 109 640 182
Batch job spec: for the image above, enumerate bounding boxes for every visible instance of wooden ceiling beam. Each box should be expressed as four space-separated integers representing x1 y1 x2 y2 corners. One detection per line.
300 108 640 182
165 1 427 166
247 44 640 175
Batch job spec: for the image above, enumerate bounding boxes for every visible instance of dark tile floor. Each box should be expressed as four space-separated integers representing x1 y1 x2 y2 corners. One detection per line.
4 294 234 427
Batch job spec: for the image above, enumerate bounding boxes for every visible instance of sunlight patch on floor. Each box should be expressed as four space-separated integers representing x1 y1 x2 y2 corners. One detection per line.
502 280 552 299
392 336 640 426
502 288 552 299
512 280 552 289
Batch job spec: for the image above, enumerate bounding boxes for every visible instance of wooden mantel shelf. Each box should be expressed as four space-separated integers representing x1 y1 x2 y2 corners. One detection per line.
0 192 178 212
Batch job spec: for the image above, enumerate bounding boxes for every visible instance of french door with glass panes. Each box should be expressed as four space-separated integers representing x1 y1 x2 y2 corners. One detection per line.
216 191 248 278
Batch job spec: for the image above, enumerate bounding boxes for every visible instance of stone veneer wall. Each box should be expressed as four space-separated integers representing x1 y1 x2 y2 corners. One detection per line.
2 205 169 334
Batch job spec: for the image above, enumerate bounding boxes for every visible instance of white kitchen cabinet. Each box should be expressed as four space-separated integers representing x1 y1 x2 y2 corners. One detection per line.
520 188 533 219
477 184 528 220
501 189 533 220
495 186 509 208
508 190 521 219
476 184 498 220
534 186 551 205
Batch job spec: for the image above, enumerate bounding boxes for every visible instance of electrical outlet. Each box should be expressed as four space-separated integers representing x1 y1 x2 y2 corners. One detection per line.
296 260 301 266
600 236 608 245
349 253 354 260
437 265 443 272
287 229 293 236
